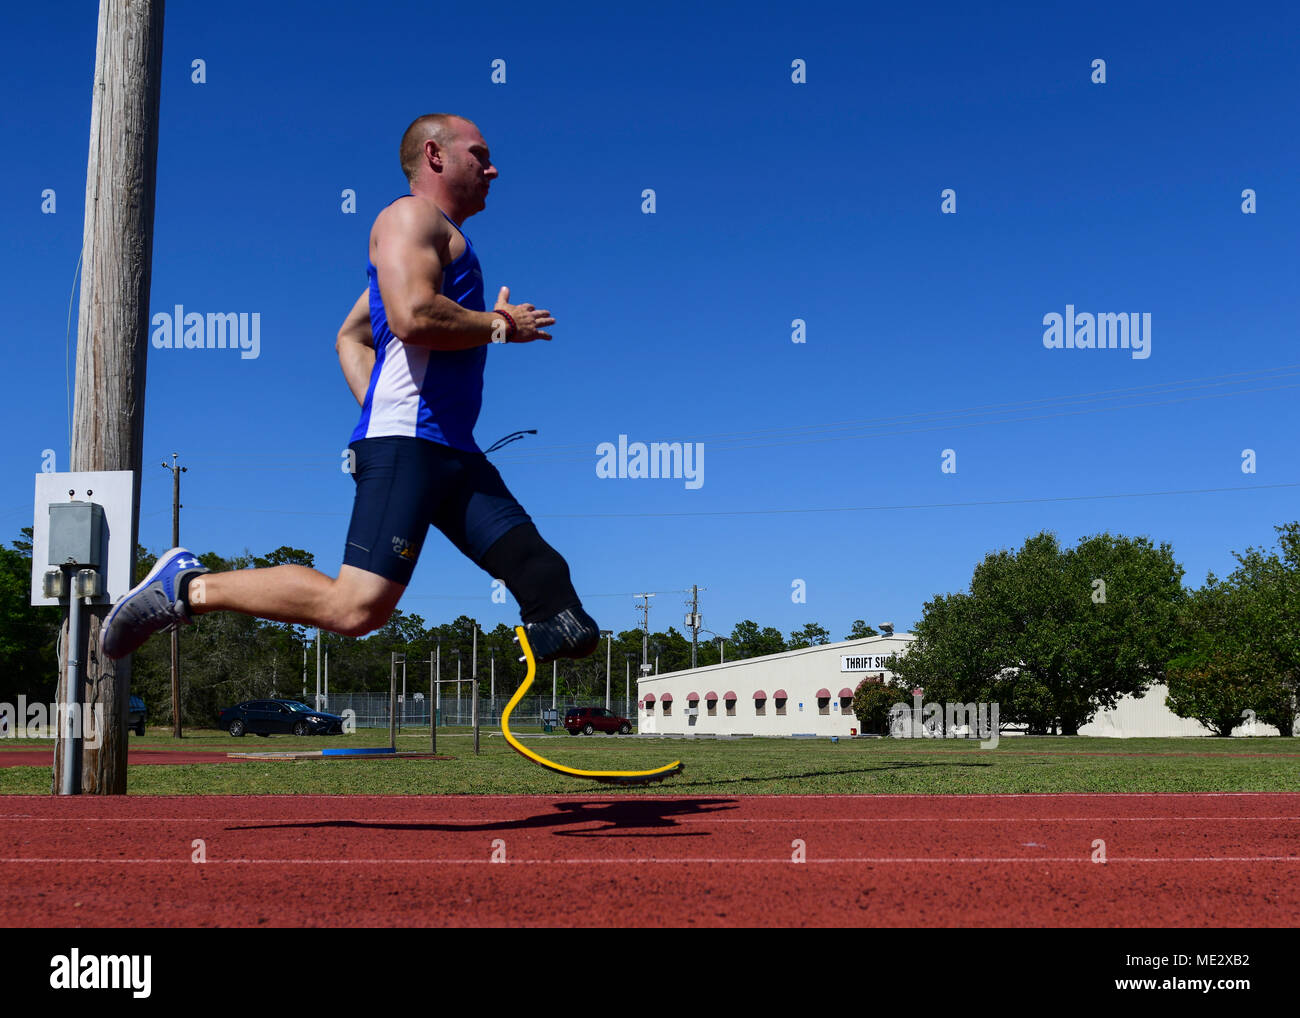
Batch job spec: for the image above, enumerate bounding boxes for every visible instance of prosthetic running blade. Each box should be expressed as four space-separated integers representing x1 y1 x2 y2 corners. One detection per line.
502 626 684 785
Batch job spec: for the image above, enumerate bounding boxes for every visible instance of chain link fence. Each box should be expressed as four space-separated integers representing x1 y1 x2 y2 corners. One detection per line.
308 692 638 730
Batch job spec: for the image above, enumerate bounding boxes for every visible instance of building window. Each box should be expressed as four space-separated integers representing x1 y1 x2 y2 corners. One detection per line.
725 699 736 717
840 695 853 713
663 700 672 716
775 698 787 716
818 696 830 716
754 698 766 716
707 700 717 716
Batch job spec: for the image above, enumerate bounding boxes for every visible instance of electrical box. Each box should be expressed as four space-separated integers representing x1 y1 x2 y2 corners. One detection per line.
31 471 135 607
48 502 106 569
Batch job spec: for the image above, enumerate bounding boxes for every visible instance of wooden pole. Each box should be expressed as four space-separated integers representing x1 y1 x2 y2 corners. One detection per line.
56 0 166 795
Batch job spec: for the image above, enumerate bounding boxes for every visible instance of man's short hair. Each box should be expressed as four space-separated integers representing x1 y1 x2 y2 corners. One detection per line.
400 114 474 185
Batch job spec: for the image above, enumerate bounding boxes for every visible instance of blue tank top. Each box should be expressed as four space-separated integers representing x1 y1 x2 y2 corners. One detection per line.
351 201 488 451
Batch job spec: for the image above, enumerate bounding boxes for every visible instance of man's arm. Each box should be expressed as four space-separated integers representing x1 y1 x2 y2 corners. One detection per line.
336 290 375 406
371 196 556 350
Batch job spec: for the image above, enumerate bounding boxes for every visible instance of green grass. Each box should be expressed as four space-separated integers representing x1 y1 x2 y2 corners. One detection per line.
2 728 1299 795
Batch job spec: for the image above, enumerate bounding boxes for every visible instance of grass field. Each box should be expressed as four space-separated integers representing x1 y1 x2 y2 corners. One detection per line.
2 728 1298 795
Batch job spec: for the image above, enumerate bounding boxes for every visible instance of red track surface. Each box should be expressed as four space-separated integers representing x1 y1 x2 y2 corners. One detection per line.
3 793 1299 927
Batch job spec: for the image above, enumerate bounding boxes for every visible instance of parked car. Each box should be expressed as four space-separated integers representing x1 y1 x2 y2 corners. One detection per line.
564 706 632 736
127 695 147 736
219 700 345 737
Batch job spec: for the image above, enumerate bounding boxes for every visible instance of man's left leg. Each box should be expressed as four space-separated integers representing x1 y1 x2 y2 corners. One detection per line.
435 451 599 663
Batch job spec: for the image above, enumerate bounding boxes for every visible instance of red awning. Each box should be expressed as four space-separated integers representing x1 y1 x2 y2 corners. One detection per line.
723 691 737 700
773 689 788 699
660 692 673 703
643 693 656 704
816 688 831 698
752 690 767 700
686 692 700 701
839 688 854 698
705 691 719 701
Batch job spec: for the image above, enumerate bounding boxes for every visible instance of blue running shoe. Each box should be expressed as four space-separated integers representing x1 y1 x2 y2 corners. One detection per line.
100 548 210 660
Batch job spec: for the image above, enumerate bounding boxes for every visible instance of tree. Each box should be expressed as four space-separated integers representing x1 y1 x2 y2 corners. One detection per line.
787 622 831 649
729 620 785 660
846 620 878 640
1165 532 1300 737
851 676 906 735
0 529 61 706
890 531 1186 735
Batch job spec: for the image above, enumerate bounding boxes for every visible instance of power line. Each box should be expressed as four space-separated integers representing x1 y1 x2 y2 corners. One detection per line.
180 480 1300 521
163 362 1300 470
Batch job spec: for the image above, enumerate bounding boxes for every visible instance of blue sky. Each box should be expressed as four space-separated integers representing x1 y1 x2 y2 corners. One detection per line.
4 0 1298 642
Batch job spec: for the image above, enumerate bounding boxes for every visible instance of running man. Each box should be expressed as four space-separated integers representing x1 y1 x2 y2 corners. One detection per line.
101 113 601 665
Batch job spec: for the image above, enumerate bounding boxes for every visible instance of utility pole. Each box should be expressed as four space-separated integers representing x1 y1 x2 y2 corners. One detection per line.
684 584 705 670
635 593 655 699
162 454 185 736
57 0 166 795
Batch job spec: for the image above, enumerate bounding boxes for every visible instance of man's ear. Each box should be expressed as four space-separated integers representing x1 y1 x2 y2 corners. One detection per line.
424 138 441 171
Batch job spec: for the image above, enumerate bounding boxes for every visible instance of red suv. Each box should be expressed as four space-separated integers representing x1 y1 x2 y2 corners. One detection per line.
565 707 633 736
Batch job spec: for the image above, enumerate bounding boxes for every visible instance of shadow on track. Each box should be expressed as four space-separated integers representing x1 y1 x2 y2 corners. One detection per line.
225 797 739 837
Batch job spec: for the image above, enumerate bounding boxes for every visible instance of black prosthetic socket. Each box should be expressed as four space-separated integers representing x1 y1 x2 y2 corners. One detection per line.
478 523 582 624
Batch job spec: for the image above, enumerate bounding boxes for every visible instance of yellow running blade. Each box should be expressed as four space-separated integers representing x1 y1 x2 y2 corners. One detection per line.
501 626 683 785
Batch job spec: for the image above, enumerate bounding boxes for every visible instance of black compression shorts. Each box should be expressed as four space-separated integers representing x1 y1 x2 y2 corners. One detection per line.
341 437 532 585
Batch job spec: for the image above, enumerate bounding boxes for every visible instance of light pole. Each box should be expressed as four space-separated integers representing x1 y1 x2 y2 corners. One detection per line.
702 630 730 664
624 652 636 717
434 637 442 728
600 631 612 710
454 649 462 725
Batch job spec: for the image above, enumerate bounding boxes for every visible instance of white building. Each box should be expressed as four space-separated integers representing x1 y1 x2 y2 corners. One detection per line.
1079 683 1285 738
637 634 1285 738
637 634 915 737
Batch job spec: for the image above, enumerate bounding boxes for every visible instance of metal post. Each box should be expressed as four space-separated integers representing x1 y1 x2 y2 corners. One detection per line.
165 453 184 738
388 654 397 751
315 629 322 711
430 655 436 755
472 679 480 756
61 588 83 795
605 632 612 710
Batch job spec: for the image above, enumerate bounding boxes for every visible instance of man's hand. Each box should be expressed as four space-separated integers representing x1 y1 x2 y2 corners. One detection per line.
494 286 555 342
336 290 376 407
